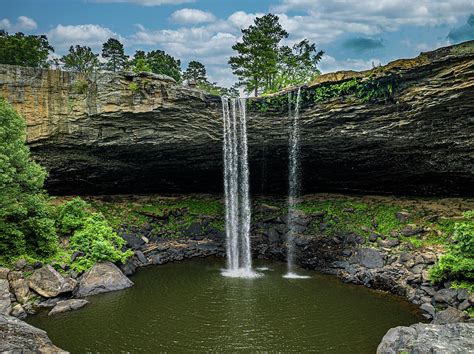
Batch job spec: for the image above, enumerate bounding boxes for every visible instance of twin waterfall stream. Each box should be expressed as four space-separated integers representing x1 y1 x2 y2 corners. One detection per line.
221 89 306 279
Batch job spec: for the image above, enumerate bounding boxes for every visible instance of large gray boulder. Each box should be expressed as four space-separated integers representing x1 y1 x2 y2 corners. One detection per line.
377 323 474 354
0 314 66 353
0 279 11 315
350 248 384 269
75 262 133 297
28 265 77 298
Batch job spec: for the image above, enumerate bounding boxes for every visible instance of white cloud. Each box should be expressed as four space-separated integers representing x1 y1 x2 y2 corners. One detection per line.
92 0 194 5
170 9 216 24
272 0 471 32
319 55 382 73
0 16 37 32
47 24 121 51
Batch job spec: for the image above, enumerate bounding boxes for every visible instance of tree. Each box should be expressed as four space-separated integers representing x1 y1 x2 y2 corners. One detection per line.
130 50 152 73
145 50 182 82
229 14 288 96
101 38 128 72
0 30 54 68
0 99 57 260
183 61 207 85
61 45 99 74
270 39 324 93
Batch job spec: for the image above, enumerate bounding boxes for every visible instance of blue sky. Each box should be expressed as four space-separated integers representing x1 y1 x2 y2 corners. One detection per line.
2 0 473 86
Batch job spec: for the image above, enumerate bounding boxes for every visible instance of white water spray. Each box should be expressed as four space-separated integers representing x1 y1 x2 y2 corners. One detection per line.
221 97 259 278
285 88 310 279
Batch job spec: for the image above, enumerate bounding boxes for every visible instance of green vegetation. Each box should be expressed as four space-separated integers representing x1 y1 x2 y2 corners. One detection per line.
130 50 182 82
101 38 128 73
429 211 474 290
0 99 57 263
73 79 89 94
229 14 323 96
128 82 139 92
0 30 53 68
61 45 100 74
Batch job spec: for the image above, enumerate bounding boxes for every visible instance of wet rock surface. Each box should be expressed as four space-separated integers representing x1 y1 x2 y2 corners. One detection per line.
0 314 66 353
48 299 89 316
376 323 474 354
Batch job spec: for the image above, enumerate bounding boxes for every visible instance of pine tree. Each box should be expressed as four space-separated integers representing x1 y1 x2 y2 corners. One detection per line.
101 38 128 72
183 61 207 85
61 45 99 74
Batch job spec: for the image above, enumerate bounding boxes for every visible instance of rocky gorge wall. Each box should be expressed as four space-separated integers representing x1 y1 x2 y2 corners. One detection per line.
0 41 473 196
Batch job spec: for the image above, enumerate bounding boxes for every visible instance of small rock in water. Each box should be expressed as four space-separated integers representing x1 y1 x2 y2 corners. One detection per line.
48 299 88 316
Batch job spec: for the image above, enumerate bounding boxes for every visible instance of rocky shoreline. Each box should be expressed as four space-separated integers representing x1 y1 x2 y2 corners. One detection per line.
0 198 473 352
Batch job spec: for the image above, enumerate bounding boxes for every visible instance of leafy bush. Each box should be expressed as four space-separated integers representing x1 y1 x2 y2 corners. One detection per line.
430 211 474 287
69 213 132 271
56 197 89 236
0 99 58 261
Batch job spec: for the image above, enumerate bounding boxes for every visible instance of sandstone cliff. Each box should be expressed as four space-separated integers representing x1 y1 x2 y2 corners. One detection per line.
0 41 473 195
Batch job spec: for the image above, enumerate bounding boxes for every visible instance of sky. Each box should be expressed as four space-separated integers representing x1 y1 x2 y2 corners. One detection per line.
2 0 474 87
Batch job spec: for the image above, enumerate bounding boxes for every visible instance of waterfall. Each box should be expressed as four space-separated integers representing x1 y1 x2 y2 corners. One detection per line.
221 97 259 278
284 88 310 279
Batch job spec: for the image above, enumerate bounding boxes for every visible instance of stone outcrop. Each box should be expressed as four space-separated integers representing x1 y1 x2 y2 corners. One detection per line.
75 262 133 297
48 299 88 316
28 265 77 298
0 314 66 353
376 323 474 354
0 41 472 195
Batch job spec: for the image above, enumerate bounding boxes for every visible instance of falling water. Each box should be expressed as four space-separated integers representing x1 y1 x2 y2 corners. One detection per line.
284 88 310 279
221 97 259 278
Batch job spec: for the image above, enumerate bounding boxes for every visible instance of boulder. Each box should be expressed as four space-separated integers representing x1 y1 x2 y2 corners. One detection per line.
9 278 30 304
396 211 410 222
48 299 88 316
377 238 400 248
420 303 436 318
433 288 459 306
0 267 10 279
28 265 75 298
13 259 27 270
0 314 66 353
0 279 11 315
10 304 27 319
75 262 133 297
350 248 384 269
432 307 466 325
377 323 474 354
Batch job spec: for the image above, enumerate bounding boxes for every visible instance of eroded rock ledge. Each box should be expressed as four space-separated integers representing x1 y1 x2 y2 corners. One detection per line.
0 41 473 195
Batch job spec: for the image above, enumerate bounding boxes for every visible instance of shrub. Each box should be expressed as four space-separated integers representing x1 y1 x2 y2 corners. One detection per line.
0 99 57 261
430 211 474 287
56 197 90 236
69 213 132 271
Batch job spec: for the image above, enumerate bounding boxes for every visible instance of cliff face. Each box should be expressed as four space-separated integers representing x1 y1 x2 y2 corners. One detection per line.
0 41 473 195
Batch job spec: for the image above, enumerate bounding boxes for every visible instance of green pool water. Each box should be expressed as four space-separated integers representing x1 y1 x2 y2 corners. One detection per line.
27 258 422 353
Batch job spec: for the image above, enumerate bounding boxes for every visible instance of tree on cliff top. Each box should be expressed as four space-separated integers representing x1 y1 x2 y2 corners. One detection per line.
0 99 57 261
183 61 207 85
229 14 288 96
130 50 182 82
229 14 323 96
0 30 54 68
102 38 129 72
61 45 100 74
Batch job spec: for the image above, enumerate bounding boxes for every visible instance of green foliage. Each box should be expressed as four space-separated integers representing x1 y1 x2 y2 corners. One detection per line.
56 197 90 236
183 60 207 85
61 45 99 74
73 79 89 94
69 213 132 271
101 38 128 72
128 82 139 92
429 211 474 287
131 50 182 82
0 99 57 261
266 39 324 94
229 14 289 96
0 30 53 68
55 198 132 271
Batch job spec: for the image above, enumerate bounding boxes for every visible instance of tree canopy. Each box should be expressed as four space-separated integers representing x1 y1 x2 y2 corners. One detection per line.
229 14 323 96
0 99 57 260
61 45 100 74
0 31 53 68
102 38 128 72
130 50 182 82
183 61 207 85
